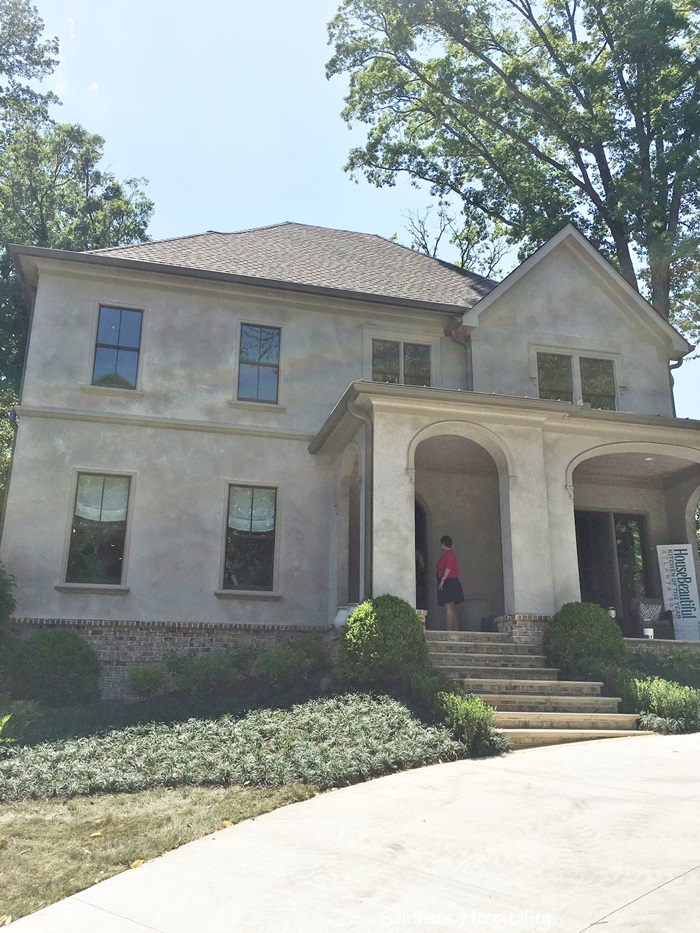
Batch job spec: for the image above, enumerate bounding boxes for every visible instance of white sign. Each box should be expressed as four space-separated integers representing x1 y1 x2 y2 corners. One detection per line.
657 545 700 641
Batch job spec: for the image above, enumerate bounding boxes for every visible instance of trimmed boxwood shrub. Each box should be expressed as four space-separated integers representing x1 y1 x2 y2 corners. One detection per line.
338 594 506 757
167 647 254 699
128 664 166 699
338 594 429 689
253 637 329 704
543 602 625 677
11 630 101 706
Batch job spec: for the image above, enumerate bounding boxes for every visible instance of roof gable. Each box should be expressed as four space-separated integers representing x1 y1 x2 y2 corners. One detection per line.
460 225 691 358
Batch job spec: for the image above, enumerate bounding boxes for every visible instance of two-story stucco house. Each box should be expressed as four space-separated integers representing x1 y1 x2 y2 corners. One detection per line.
3 222 700 688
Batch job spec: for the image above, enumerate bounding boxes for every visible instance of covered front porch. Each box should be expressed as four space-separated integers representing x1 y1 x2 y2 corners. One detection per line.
312 383 700 638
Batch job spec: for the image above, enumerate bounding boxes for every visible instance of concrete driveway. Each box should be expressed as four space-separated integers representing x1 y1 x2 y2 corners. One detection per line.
10 733 700 932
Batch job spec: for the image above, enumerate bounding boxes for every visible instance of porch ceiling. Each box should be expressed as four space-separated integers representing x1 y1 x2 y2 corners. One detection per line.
574 452 699 484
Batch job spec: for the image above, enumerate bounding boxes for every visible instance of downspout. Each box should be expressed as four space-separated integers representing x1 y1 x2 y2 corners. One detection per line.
448 320 473 391
347 397 373 600
669 357 684 418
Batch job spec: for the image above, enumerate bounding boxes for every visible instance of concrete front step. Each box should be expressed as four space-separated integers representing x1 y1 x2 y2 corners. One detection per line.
426 641 540 656
425 631 512 643
498 729 652 749
462 678 604 697
450 666 559 681
431 652 547 669
478 693 622 713
494 711 639 730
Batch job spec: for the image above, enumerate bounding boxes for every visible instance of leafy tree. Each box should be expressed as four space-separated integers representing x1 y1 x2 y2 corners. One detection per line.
0 122 153 403
0 0 58 121
0 2 153 504
403 203 509 277
327 0 700 338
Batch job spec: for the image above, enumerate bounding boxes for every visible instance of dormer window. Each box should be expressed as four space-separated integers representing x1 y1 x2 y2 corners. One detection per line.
537 352 616 410
372 339 431 386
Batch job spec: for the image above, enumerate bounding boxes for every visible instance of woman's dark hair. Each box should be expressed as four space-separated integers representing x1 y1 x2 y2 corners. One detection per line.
440 535 452 548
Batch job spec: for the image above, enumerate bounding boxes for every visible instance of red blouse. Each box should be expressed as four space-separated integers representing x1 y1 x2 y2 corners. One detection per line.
436 549 459 580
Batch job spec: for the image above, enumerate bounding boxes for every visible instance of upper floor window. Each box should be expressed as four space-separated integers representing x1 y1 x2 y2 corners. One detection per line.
238 324 281 403
223 484 277 591
66 473 131 585
372 339 431 386
92 306 143 389
537 352 616 411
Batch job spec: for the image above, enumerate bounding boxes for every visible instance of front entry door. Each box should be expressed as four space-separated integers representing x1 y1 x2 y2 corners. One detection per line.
575 510 651 618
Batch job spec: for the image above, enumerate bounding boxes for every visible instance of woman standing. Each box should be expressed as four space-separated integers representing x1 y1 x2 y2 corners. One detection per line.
436 535 464 631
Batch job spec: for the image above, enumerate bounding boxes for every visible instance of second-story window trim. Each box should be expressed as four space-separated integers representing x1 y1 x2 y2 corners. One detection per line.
536 350 617 410
371 338 432 387
237 323 282 404
92 305 143 390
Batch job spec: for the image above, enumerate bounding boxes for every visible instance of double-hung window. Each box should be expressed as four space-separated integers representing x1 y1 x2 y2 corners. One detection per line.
92 306 143 389
66 473 131 585
372 339 431 386
537 352 616 410
223 485 277 591
237 324 281 403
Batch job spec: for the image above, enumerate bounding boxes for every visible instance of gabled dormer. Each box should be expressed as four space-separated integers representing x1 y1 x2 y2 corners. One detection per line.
456 225 692 417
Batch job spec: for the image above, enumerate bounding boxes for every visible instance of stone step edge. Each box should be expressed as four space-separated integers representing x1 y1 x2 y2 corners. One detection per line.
433 654 559 673
461 679 604 689
425 632 513 640
478 694 622 706
449 668 559 678
494 712 639 725
496 729 655 750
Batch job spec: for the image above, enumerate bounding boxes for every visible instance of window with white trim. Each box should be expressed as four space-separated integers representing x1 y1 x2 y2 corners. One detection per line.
372 339 431 386
223 485 277 591
66 473 131 585
537 352 616 410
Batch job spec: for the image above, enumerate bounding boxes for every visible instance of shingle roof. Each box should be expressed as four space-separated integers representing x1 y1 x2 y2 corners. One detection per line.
89 222 496 310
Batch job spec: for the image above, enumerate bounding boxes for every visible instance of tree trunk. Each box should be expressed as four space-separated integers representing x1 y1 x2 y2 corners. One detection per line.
650 258 671 319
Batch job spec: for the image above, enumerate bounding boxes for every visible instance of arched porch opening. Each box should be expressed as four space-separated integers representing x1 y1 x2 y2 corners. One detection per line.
571 448 700 634
413 434 505 630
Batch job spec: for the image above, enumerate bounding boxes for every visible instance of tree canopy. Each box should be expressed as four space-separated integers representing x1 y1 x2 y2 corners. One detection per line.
0 1 153 499
327 0 700 340
0 2 153 403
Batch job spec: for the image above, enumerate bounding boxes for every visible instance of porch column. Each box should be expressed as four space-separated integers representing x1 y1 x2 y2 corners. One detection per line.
545 474 582 610
502 428 556 615
371 413 416 605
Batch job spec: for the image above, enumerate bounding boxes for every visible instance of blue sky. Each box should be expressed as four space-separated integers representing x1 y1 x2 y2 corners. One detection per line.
37 0 699 416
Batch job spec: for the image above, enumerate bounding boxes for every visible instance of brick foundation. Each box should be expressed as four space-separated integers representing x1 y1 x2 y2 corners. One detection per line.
495 614 550 647
13 618 334 700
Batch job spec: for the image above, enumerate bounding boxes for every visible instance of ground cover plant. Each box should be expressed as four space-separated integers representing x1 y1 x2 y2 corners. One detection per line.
0 783 314 923
0 694 465 802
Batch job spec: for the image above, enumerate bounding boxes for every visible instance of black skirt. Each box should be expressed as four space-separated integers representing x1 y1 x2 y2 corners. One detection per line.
437 577 464 606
